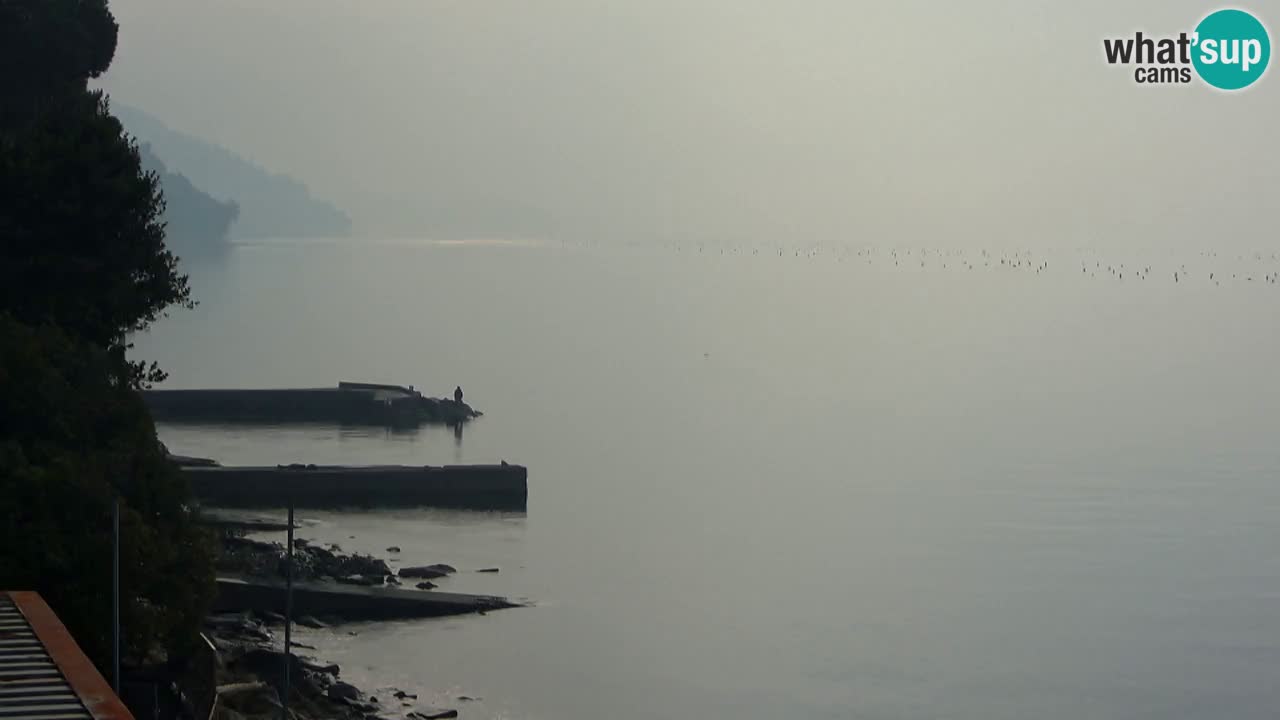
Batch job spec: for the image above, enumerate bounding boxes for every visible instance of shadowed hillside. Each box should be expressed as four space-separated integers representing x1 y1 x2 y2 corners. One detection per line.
138 143 237 255
116 104 351 240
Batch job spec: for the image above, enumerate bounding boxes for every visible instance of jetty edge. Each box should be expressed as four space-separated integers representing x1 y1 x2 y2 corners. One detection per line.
185 462 528 509
214 575 518 621
143 380 480 426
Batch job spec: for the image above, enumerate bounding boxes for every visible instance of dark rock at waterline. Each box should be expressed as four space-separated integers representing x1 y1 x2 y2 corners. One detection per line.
327 681 361 701
300 659 340 676
386 546 401 553
393 691 417 700
234 648 309 687
219 535 392 585
330 697 374 714
386 575 401 585
476 567 499 573
399 564 455 579
217 682 283 717
296 615 328 629
217 537 283 579
335 574 383 587
302 544 393 578
415 582 437 590
400 568 446 580
409 709 459 720
204 613 273 643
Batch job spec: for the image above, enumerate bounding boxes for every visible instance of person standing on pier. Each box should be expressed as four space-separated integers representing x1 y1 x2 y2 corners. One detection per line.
454 385 464 404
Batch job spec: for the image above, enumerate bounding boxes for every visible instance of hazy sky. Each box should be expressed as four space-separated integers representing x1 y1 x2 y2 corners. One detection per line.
100 1 1277 247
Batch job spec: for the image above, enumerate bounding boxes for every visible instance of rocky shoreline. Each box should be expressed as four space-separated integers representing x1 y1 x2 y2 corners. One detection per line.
207 531 496 719
205 610 462 720
218 535 396 586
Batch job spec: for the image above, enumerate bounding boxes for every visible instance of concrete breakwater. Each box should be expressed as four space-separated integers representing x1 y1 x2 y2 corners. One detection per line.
213 576 516 620
185 463 528 509
144 381 480 426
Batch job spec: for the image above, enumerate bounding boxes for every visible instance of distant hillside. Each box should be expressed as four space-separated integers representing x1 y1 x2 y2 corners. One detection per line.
138 143 238 255
116 104 352 240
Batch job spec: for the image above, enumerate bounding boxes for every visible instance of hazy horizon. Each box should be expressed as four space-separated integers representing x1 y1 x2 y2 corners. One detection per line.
98 0 1278 248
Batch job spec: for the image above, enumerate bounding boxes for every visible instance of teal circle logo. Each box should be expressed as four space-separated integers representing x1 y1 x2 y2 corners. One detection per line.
1192 9 1271 90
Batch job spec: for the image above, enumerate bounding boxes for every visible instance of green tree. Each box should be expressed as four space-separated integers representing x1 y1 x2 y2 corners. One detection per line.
0 0 117 125
0 0 214 671
0 91 192 384
0 317 215 665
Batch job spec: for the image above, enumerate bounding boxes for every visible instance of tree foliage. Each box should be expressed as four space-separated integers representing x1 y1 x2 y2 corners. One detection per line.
0 91 192 375
0 0 214 671
0 317 215 665
0 0 118 125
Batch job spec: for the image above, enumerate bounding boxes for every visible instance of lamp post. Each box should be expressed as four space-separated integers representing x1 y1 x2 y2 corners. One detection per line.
282 501 294 720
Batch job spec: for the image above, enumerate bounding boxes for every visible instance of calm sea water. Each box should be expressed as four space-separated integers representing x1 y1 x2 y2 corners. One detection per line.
138 239 1280 720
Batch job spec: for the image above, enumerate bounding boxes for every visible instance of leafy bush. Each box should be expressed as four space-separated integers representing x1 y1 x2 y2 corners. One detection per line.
0 316 215 666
